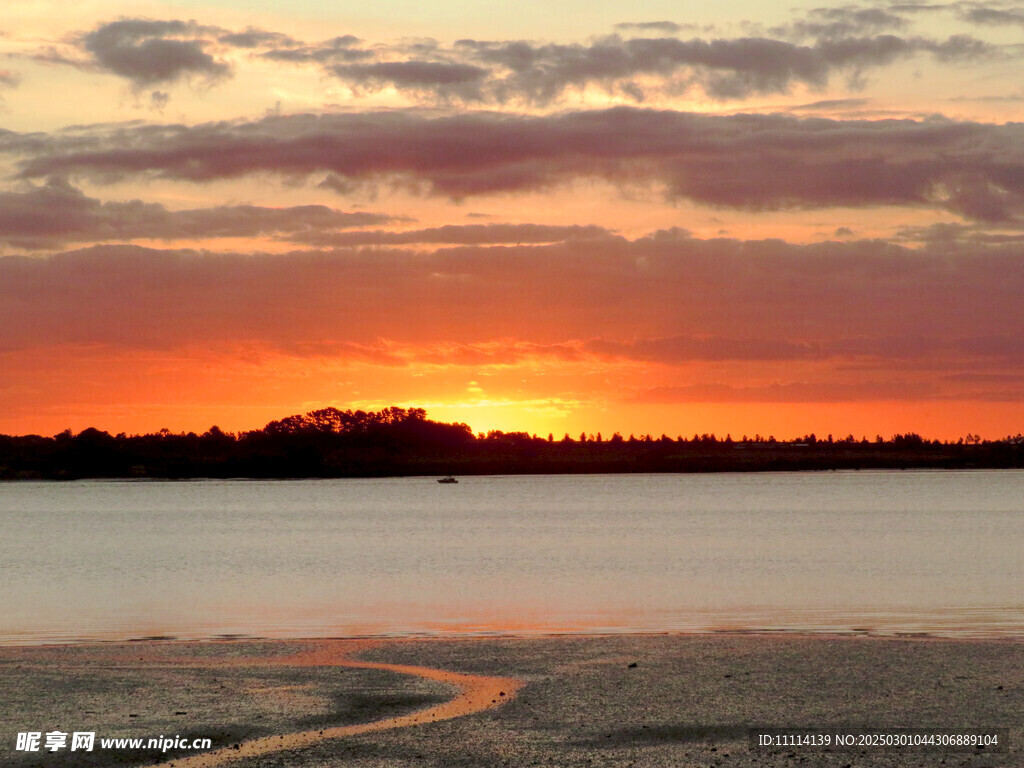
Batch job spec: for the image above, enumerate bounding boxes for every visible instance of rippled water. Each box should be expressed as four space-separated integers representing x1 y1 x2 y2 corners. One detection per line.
1 471 1022 644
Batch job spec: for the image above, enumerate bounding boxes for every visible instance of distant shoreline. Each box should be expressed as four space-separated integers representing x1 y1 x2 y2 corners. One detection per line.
5 625 1024 649
4 406 1021 479
3 438 1023 480
3 452 1022 480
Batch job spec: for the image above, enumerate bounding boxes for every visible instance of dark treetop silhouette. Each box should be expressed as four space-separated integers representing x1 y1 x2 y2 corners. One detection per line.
1 406 1021 479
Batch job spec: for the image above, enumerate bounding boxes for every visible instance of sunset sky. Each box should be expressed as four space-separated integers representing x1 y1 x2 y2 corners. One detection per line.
1 0 1023 439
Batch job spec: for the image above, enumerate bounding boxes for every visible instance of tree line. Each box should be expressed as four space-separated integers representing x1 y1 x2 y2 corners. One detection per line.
1 406 1021 479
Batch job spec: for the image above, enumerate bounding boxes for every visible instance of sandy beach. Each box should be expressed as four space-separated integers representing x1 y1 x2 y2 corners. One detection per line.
2 634 1022 767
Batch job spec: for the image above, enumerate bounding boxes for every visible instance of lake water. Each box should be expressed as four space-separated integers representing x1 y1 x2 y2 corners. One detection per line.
1 471 1022 644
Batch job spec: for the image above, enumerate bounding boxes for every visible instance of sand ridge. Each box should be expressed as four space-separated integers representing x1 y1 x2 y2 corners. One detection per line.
136 640 522 768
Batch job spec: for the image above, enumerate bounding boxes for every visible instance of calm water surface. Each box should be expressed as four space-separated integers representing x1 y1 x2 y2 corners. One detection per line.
1 471 1022 644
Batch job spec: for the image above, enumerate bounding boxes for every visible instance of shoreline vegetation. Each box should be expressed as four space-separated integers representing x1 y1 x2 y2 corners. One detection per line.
2 406 1023 480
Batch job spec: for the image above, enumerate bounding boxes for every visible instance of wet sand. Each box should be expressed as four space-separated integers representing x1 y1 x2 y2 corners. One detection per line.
2 634 1022 767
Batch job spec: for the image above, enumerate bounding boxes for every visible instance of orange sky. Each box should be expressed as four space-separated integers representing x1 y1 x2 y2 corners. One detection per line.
1 2 1023 440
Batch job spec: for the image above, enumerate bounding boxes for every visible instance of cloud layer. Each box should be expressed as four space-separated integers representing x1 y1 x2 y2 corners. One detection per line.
34 10 1004 104
3 234 1021 387
81 19 231 88
10 109 1024 223
0 178 395 249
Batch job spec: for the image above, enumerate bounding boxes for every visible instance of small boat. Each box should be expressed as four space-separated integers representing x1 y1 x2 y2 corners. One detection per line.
437 476 458 484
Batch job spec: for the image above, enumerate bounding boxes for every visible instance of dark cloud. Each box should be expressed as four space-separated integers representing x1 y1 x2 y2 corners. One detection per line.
894 221 1024 245
242 22 996 104
285 223 615 247
260 35 371 64
28 47 84 69
613 21 691 34
218 29 298 48
450 33 988 103
957 4 1024 26
950 92 1024 102
894 221 974 241
0 127 56 158
328 61 490 100
12 108 1024 222
781 7 909 40
789 97 873 110
1 235 1022 373
923 32 991 60
19 14 1004 108
0 177 395 249
81 18 230 88
889 4 948 13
